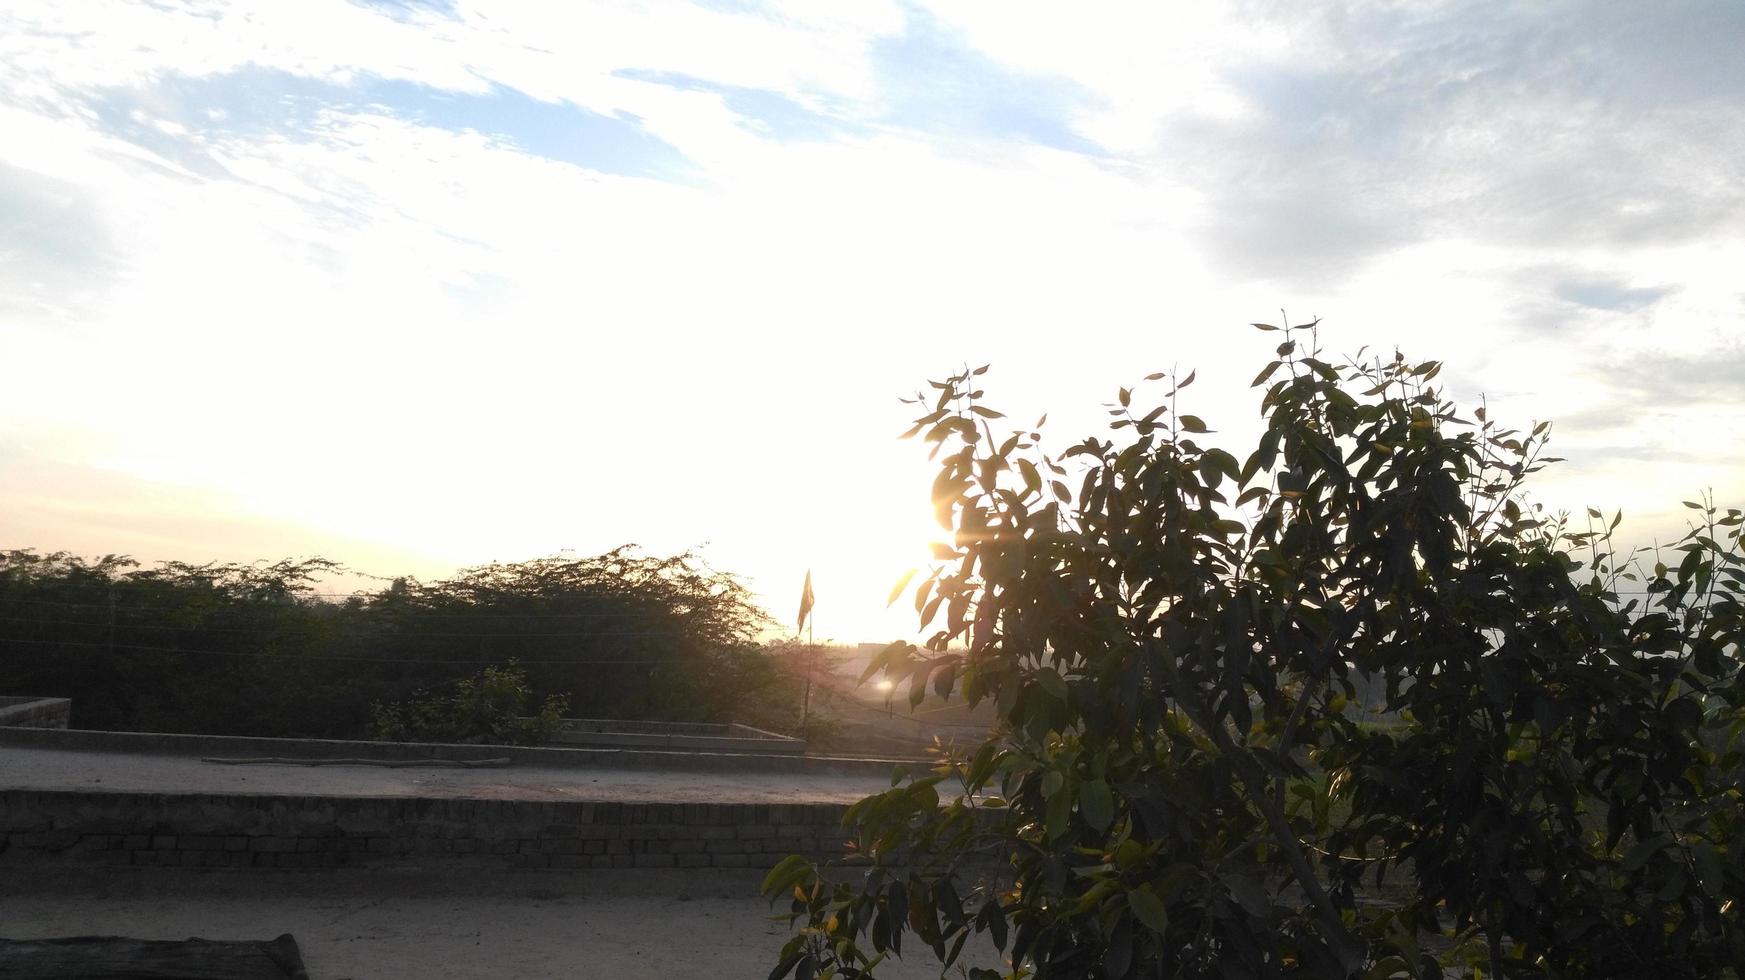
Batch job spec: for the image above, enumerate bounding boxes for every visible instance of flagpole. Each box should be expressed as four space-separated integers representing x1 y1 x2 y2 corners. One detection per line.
801 617 812 727
798 570 815 728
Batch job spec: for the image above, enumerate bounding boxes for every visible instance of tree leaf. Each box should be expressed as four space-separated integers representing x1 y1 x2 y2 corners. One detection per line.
886 568 918 607
1037 666 1068 701
1128 885 1169 935
1080 778 1114 832
1046 786 1073 840
761 854 812 897
1250 361 1283 388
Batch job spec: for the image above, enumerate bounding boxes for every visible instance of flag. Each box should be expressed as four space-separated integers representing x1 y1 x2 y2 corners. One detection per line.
796 569 814 632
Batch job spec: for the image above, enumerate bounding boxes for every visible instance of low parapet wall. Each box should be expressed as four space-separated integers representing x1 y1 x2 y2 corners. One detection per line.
0 697 70 730
0 727 915 776
549 718 805 755
0 789 851 872
557 720 779 738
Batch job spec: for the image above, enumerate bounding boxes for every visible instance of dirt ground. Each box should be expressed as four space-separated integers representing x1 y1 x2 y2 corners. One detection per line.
2 869 1003 979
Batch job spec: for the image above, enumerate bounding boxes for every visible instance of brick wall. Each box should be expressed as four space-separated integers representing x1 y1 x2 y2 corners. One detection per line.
0 790 852 871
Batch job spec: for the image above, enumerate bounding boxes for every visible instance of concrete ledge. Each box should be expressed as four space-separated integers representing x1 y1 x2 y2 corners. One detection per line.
0 727 921 777
0 865 779 900
548 719 805 754
547 731 804 754
0 696 71 729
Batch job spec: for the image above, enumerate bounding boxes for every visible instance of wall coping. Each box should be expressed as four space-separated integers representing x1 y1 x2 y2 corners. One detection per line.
0 696 71 728
0 726 920 777
548 718 805 755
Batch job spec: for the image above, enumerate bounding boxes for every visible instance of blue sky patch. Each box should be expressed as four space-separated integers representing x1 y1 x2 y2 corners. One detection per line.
869 6 1104 156
1555 278 1673 313
614 69 864 142
346 0 460 22
364 78 697 180
88 66 697 183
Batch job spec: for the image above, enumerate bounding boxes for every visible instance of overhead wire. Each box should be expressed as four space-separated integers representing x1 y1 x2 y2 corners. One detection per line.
0 595 734 618
0 578 743 600
0 637 728 666
0 614 686 638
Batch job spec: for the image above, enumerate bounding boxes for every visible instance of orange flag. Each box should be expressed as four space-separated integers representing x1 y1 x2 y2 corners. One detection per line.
796 569 815 632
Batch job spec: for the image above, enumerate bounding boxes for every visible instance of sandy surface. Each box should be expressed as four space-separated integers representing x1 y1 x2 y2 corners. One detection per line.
2 870 1003 979
0 746 903 804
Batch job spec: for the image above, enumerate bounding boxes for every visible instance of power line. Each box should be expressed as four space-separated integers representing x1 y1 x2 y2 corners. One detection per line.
0 595 731 618
23 576 1704 599
1 579 745 600
0 637 725 666
0 615 685 638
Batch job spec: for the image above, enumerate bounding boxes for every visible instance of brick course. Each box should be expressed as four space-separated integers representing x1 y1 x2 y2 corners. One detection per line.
0 789 851 871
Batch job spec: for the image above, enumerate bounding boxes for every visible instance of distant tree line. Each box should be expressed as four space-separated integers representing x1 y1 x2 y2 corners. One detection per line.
0 547 808 740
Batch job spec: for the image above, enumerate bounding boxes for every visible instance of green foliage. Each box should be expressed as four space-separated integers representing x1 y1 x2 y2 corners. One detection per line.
0 547 797 739
766 328 1745 979
0 552 357 736
368 660 568 746
359 549 782 727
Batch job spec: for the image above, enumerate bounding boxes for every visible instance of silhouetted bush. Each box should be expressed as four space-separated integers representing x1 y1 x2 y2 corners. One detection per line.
0 547 804 739
368 661 568 746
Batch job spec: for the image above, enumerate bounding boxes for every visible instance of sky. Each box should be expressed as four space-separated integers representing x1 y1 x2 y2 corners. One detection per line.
1 0 1742 643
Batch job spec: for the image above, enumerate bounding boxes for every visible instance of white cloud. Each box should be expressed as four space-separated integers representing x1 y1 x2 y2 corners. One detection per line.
1 0 1740 638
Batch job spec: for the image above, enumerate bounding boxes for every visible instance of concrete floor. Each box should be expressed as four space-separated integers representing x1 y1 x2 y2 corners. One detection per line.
0 746 1000 977
2 869 1004 979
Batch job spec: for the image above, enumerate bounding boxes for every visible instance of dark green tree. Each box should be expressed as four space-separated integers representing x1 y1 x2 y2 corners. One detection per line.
0 547 796 738
0 552 347 735
364 548 780 725
766 326 1744 979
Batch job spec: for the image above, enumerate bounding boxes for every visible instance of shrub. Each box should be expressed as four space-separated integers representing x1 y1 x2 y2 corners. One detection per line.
369 661 569 746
